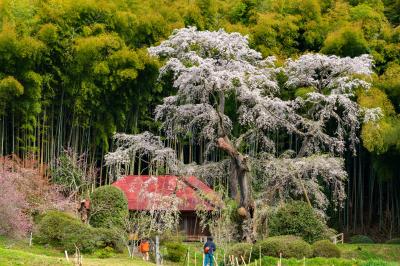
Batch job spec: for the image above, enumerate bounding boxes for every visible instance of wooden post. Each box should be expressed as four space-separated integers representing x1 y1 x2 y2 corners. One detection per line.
279 253 282 266
29 232 33 247
303 256 306 266
248 246 253 264
187 249 190 266
259 245 261 266
156 235 161 266
195 252 197 266
240 255 247 266
235 257 239 266
213 255 218 266
64 250 69 261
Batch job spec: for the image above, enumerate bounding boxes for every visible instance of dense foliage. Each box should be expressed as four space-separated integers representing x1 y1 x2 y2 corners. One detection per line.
312 240 341 258
164 241 186 262
0 0 399 239
269 201 329 243
34 211 122 253
89 186 128 228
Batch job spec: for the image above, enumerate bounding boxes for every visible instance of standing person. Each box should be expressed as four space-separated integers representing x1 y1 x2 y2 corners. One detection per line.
139 238 150 261
203 236 216 266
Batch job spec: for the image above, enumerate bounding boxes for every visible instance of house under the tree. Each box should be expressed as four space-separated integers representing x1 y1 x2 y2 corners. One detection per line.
112 175 222 241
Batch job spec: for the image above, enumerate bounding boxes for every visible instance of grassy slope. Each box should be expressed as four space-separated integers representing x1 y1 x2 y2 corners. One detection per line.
181 242 400 266
339 244 400 262
1 236 399 266
0 236 152 266
0 248 69 266
257 256 399 266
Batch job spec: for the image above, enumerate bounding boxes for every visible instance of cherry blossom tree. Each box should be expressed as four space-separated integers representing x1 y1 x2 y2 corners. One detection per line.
106 27 379 241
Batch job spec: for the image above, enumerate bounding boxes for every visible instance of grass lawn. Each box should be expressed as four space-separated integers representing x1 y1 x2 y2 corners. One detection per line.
254 256 399 266
0 247 154 266
339 243 400 262
0 236 152 266
1 236 399 266
177 242 400 266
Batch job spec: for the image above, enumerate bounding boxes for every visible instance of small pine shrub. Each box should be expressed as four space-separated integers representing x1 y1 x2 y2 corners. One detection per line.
312 240 341 258
227 242 253 262
350 235 374 244
89 185 128 228
255 235 313 259
385 238 400 244
269 201 328 243
164 241 186 262
34 211 122 253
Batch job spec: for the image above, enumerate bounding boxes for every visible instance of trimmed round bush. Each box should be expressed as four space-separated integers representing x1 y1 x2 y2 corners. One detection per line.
269 201 329 243
227 243 254 262
89 185 128 228
34 210 121 253
386 238 400 244
312 240 341 258
255 235 312 259
350 235 374 244
164 241 186 262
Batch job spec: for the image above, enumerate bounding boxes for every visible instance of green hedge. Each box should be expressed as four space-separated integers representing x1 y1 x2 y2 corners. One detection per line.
255 235 312 259
269 201 328 243
34 211 122 253
164 242 186 262
312 240 341 258
227 242 254 262
386 238 400 244
89 185 128 228
350 235 374 244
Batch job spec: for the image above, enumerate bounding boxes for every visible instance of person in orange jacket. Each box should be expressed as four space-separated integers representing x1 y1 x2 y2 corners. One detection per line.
139 238 150 261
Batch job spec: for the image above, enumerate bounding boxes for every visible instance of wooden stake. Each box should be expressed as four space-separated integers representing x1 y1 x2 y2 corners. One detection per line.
240 255 247 266
213 255 218 266
29 232 33 247
64 250 69 261
248 246 253 264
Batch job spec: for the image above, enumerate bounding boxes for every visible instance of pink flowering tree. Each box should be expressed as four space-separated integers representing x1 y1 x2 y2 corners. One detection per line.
0 156 75 238
106 27 380 241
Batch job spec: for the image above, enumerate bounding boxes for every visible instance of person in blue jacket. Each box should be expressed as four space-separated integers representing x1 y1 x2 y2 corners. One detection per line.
203 236 216 266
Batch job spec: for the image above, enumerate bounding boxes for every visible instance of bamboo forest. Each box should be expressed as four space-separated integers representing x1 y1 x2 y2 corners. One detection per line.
1 0 400 265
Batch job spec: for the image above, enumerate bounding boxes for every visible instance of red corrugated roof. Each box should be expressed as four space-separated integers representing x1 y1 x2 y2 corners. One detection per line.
112 175 222 211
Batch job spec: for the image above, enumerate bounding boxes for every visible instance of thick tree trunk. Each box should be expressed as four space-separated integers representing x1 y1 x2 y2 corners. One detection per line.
217 136 254 242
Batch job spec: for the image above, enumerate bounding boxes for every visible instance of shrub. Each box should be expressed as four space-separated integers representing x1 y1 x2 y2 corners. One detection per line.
34 211 121 253
269 201 328 243
312 240 341 258
386 238 400 244
227 242 254 262
255 235 313 259
89 185 128 228
164 241 186 262
94 246 115 258
350 235 374 244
